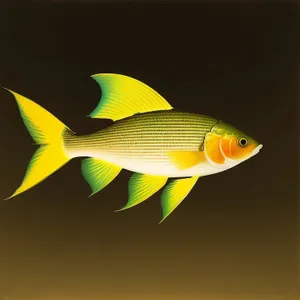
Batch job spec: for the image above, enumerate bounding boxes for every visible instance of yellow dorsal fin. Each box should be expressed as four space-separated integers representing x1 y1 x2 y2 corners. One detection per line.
167 151 207 170
89 73 173 121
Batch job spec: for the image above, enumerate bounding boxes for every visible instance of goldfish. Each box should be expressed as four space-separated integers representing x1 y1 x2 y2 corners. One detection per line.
4 73 263 222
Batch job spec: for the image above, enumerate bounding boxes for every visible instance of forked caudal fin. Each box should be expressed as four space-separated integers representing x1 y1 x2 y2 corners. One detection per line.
4 89 75 199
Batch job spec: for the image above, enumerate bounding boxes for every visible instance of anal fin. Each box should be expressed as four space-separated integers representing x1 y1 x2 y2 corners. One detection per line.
117 173 168 211
82 158 122 196
160 176 199 223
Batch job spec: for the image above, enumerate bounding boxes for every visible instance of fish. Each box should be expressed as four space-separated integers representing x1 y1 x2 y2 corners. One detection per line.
4 73 263 223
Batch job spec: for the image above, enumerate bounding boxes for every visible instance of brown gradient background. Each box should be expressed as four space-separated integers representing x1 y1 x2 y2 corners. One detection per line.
0 2 299 300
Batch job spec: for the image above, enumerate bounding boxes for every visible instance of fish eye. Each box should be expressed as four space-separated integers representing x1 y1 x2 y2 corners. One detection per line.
238 137 248 147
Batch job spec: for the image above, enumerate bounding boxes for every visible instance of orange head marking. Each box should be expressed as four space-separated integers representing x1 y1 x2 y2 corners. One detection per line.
205 121 263 164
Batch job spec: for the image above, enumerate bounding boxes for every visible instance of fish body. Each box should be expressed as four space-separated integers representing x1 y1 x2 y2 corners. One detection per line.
64 110 224 177
5 73 263 222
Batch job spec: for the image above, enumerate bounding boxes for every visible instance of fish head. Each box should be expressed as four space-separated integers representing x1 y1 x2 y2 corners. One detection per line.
207 121 263 164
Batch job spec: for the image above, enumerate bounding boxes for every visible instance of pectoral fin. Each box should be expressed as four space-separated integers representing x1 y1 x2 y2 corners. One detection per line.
167 151 207 170
117 173 168 211
90 73 173 121
160 176 199 223
82 158 122 196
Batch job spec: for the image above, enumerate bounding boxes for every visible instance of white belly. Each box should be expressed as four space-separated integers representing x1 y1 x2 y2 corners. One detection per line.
68 149 236 178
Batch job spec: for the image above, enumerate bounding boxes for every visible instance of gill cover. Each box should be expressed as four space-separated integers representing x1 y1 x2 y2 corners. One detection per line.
205 121 259 163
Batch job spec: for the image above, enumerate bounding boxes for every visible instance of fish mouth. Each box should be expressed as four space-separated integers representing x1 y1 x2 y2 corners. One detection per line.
251 144 263 156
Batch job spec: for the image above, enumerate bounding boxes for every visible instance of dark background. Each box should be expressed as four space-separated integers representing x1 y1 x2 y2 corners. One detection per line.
0 1 299 299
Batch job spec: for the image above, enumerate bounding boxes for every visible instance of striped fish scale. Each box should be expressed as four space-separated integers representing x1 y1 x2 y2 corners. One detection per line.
65 110 218 156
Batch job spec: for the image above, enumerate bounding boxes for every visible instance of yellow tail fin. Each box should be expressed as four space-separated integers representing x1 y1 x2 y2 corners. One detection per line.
5 89 74 199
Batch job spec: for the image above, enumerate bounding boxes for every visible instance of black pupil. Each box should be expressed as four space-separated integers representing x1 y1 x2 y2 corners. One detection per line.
240 138 247 145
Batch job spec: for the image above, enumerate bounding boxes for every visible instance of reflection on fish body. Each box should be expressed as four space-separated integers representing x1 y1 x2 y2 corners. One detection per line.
4 73 263 222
